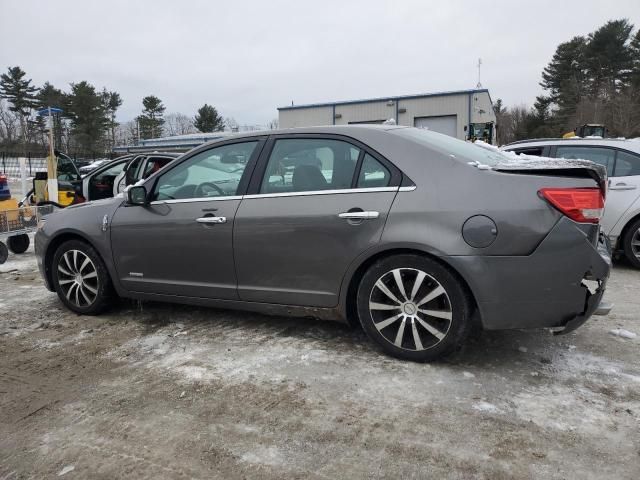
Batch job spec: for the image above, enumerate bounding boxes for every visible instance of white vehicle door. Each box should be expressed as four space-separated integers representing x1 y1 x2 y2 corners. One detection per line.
606 150 640 234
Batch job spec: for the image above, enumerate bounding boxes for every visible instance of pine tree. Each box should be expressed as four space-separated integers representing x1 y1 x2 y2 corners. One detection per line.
38 82 66 148
65 81 108 153
194 104 224 132
137 95 165 139
101 89 122 149
585 19 634 98
540 36 588 126
0 66 39 152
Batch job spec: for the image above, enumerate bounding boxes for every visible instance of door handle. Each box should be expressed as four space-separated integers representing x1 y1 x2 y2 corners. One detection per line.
196 216 227 224
609 183 637 191
338 211 379 219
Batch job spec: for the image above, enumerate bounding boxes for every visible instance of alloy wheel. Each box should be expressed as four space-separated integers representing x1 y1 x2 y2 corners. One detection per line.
368 268 452 351
631 227 640 261
56 249 99 308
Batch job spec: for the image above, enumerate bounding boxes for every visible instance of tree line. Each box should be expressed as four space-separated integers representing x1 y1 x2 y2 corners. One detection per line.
495 19 640 145
0 66 235 156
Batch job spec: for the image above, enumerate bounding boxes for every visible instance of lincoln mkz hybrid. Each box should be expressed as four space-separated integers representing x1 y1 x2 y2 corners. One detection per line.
35 126 612 361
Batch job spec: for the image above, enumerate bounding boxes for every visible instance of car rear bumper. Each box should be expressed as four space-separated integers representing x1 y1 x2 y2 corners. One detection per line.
445 217 612 331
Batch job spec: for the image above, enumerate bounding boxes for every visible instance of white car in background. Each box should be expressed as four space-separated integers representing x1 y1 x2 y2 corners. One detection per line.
503 138 640 268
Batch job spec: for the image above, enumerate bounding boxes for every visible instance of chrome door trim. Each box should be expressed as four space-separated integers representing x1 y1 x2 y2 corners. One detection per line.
243 186 403 200
148 186 415 205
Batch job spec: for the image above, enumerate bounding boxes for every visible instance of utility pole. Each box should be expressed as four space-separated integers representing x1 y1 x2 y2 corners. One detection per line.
476 58 483 88
37 107 63 202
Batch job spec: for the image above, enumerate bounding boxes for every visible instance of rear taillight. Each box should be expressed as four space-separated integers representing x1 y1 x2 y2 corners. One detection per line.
539 187 604 224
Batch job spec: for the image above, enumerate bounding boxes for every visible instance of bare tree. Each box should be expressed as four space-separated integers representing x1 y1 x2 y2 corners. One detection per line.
164 112 197 136
267 118 279 130
0 99 19 146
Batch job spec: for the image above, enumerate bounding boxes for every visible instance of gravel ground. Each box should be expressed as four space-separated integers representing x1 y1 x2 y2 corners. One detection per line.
0 244 639 479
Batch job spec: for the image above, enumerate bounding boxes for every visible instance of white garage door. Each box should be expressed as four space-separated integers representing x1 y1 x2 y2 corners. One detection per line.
414 115 457 138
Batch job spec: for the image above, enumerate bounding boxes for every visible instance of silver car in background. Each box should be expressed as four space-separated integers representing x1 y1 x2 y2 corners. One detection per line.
35 126 611 361
503 138 640 268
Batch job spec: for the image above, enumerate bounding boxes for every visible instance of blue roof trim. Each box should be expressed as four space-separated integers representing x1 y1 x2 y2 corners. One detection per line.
278 89 491 111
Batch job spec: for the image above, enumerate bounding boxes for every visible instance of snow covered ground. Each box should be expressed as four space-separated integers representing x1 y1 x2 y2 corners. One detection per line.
1 247 639 479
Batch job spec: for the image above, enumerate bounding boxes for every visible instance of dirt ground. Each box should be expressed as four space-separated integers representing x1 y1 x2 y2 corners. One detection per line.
1 244 639 479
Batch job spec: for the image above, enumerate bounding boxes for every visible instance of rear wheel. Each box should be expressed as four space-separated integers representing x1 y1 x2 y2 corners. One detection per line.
622 218 640 269
52 239 113 314
0 242 7 264
357 254 472 361
7 234 29 254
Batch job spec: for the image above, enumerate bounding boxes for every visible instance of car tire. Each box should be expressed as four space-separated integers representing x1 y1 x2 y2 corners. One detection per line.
357 254 472 362
0 242 8 264
7 234 29 254
622 218 640 269
51 239 114 315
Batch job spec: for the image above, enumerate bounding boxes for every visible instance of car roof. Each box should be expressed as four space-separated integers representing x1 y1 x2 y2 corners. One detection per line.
503 137 640 153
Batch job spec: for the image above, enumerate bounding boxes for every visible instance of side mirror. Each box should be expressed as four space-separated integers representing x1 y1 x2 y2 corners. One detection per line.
127 186 148 206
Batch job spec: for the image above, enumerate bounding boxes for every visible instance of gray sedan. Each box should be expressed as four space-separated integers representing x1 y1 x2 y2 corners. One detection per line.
35 126 611 361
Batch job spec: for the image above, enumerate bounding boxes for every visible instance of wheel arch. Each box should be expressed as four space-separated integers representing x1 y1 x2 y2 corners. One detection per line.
340 246 480 328
618 211 640 249
44 230 113 292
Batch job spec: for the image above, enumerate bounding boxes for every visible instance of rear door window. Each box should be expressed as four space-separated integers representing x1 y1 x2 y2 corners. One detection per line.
357 154 391 188
554 146 615 176
613 150 640 177
260 138 360 194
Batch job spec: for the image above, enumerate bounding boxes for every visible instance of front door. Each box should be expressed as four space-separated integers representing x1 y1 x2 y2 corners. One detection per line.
110 140 263 299
234 136 400 307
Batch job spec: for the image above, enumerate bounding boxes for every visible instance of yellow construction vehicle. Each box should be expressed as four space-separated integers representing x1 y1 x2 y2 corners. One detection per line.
562 124 607 139
26 151 83 207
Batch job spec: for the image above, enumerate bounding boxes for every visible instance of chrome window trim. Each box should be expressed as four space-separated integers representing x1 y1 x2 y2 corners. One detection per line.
244 186 400 199
149 186 416 204
150 196 243 205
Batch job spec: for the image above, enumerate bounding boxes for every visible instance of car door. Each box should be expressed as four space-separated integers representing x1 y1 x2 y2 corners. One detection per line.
233 135 401 307
606 149 640 234
110 139 265 299
83 158 128 201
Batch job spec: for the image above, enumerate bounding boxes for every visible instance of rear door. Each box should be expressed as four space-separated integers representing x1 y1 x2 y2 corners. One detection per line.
553 145 637 234
110 139 265 299
607 149 640 234
233 135 401 307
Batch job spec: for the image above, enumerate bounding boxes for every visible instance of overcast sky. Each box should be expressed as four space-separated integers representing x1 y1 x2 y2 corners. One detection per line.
1 0 639 126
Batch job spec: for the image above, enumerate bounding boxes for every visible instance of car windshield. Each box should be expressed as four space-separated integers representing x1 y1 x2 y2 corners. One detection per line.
392 127 508 166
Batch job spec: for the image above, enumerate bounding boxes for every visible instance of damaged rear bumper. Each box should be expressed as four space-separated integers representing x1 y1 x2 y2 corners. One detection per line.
445 218 612 332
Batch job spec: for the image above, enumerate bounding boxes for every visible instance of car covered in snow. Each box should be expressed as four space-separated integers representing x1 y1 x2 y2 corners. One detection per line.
35 126 612 361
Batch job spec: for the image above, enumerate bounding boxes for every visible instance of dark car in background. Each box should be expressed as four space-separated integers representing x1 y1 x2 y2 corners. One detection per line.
35 126 611 361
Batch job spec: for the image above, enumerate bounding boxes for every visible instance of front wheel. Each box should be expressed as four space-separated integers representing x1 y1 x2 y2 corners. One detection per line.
357 254 472 362
51 239 114 314
8 234 29 254
622 219 640 269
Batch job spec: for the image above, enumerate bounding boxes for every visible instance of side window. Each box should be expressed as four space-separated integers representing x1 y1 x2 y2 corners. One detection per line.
357 154 391 188
260 138 359 194
153 142 257 201
614 151 640 177
91 161 126 186
142 157 173 179
512 147 544 156
125 156 144 185
555 146 615 176
57 155 80 182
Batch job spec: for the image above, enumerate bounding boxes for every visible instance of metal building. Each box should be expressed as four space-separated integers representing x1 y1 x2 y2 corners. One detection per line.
278 88 497 143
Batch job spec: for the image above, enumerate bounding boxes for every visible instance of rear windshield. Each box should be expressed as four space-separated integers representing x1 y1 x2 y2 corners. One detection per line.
392 127 507 166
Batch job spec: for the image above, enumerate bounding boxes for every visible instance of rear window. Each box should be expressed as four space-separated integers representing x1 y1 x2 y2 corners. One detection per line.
392 127 508 166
